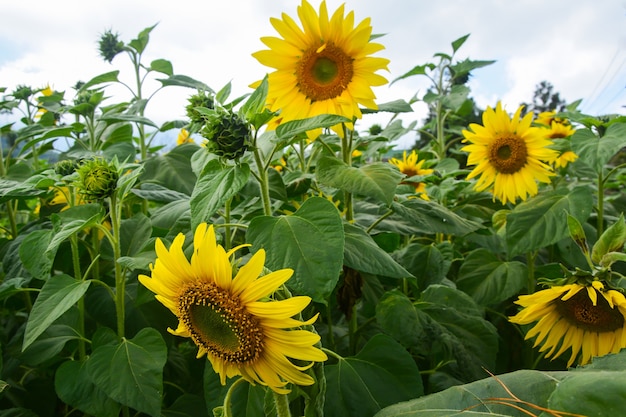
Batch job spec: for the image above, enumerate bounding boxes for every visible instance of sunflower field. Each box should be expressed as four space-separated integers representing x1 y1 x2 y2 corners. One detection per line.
1 1 626 416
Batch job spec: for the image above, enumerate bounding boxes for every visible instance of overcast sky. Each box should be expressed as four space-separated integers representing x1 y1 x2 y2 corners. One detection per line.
1 0 625 149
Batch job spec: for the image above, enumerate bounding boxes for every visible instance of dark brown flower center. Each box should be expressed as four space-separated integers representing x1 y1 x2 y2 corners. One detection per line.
178 282 264 363
488 135 528 174
296 42 354 102
556 288 625 332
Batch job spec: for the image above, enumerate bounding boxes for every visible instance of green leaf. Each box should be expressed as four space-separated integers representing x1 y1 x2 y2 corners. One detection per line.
343 223 412 279
374 369 562 417
391 63 436 84
19 229 55 279
325 334 423 417
128 24 157 54
48 204 102 253
22 275 91 350
190 160 250 229
506 186 593 256
141 144 198 195
157 74 212 91
449 59 496 77
56 359 121 417
317 157 403 206
592 214 626 264
86 328 167 417
275 114 351 139
566 212 589 256
242 76 268 120
451 34 470 53
100 113 158 128
395 243 447 290
132 183 190 203
391 199 483 236
247 197 344 303
216 81 232 105
375 289 423 348
78 71 120 92
150 59 173 76
361 99 414 114
571 123 626 173
456 249 528 305
20 324 82 366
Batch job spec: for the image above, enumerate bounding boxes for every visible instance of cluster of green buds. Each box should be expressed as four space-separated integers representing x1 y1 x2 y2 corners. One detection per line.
185 90 215 131
98 30 125 63
54 159 81 178
75 158 119 201
200 110 251 160
71 82 105 118
11 85 34 101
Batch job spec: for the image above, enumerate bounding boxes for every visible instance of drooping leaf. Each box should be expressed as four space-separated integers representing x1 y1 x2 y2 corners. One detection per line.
456 249 528 305
78 71 120 92
506 187 593 256
317 156 403 206
343 223 412 279
325 334 423 417
22 274 91 350
391 63 436 84
21 325 82 366
86 328 167 417
157 74 212 91
56 359 121 417
247 197 344 303
190 160 250 229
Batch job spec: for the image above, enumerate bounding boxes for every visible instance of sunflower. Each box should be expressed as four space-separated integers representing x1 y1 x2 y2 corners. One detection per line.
461 102 558 205
252 0 389 138
509 281 626 367
553 151 578 169
535 111 578 168
176 128 195 146
139 223 327 394
389 150 433 200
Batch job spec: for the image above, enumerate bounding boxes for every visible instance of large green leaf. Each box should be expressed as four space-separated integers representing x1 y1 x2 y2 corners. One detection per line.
141 144 198 195
456 249 528 305
391 199 482 236
247 197 344 303
56 359 121 417
20 324 82 366
22 274 91 350
132 183 190 203
591 214 626 264
394 242 447 290
150 58 173 76
48 204 103 253
190 160 250 229
78 70 120 92
376 287 498 383
571 123 626 173
317 156 403 206
19 229 55 279
99 113 158 128
506 186 593 256
86 328 167 417
325 334 423 417
343 223 412 279
275 114 351 139
548 370 626 416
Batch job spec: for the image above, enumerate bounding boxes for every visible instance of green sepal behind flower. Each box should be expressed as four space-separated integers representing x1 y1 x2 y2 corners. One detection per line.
201 110 251 160
75 158 119 201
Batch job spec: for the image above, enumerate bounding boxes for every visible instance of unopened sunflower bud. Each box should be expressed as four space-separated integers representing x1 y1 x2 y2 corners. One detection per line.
201 111 251 160
12 85 34 101
75 158 119 201
54 159 80 177
98 30 125 63
186 91 215 125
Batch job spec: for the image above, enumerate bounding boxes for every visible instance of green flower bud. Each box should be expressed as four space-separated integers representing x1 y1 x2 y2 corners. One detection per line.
98 30 125 63
54 159 80 177
186 91 215 125
201 111 251 160
12 85 34 101
75 158 119 201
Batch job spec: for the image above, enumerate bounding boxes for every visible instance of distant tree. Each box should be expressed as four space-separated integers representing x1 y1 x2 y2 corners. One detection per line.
521 81 566 116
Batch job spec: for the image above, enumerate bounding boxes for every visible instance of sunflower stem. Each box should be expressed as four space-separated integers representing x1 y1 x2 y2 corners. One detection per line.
273 391 292 417
70 233 86 359
597 171 605 236
109 192 125 338
253 137 272 216
341 124 354 222
224 197 232 250
223 377 247 417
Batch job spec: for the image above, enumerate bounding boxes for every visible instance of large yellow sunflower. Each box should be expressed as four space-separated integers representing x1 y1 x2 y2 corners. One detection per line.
461 102 558 204
389 150 434 200
509 281 626 367
535 110 578 168
139 223 327 394
252 0 389 138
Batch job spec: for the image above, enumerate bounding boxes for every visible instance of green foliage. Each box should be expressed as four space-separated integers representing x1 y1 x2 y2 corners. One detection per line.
0 18 624 417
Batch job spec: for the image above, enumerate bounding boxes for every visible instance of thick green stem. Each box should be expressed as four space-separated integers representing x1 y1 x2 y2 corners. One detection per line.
273 391 292 417
70 234 86 359
223 377 247 417
109 193 125 338
253 146 272 216
0 143 18 239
